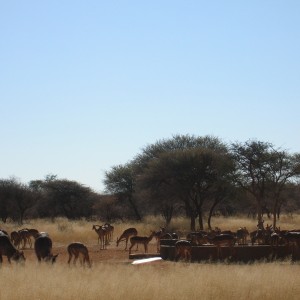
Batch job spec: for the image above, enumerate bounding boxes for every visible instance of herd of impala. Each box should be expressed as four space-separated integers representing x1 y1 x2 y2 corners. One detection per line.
1 220 300 266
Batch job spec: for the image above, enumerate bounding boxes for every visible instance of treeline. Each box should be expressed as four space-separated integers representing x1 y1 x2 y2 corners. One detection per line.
1 135 300 229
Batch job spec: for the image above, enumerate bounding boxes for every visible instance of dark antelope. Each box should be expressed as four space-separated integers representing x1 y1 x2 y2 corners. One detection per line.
34 235 58 264
67 242 91 267
0 235 26 265
175 240 192 262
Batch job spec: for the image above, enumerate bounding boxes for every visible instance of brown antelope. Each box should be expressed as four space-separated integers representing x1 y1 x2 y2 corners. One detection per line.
129 231 156 254
154 227 166 253
187 232 208 245
34 235 58 264
251 229 265 245
236 227 249 245
0 235 26 264
92 225 107 250
116 228 138 250
10 231 22 249
27 228 40 239
67 242 91 267
207 233 236 259
18 229 32 249
270 232 280 248
103 223 114 244
175 240 192 262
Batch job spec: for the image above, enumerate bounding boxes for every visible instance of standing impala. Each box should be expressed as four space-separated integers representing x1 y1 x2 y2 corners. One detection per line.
129 231 156 254
207 233 236 259
116 228 138 250
92 225 107 250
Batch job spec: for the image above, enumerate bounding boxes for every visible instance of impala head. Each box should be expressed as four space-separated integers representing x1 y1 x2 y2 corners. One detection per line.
13 250 26 263
45 254 59 264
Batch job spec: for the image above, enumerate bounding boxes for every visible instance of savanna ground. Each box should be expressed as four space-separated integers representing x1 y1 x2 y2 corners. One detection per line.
1 215 300 300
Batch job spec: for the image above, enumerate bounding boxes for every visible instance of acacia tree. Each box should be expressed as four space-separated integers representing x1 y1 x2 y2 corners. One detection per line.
137 147 234 230
266 151 300 227
0 178 15 222
33 178 96 219
0 178 37 224
231 140 300 227
104 163 142 221
133 134 228 171
206 177 236 230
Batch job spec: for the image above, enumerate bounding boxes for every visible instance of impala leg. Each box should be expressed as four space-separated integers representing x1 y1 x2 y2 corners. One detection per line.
74 253 79 265
68 254 72 265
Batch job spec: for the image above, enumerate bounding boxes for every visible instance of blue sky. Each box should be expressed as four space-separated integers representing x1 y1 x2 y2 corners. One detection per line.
1 1 299 192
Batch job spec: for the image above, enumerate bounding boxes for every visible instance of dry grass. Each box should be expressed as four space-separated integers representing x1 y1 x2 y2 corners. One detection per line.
1 214 300 300
1 261 300 300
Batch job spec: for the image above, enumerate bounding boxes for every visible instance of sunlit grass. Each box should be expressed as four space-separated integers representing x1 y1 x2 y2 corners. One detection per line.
1 214 300 300
1 260 300 300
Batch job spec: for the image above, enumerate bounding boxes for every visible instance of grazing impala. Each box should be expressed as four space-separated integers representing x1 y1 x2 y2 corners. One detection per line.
0 235 26 264
67 242 91 267
175 240 192 262
34 234 58 264
129 231 156 254
116 228 138 250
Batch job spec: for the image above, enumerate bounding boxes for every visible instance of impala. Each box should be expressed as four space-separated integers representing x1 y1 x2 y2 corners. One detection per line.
116 228 138 250
251 229 265 245
103 223 114 244
207 233 236 259
92 225 107 250
18 229 32 249
129 231 156 254
154 227 166 253
10 231 22 249
67 242 91 267
175 240 192 262
34 235 58 264
236 227 249 245
0 235 26 264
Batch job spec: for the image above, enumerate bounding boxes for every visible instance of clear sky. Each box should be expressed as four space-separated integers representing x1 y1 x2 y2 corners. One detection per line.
1 1 299 193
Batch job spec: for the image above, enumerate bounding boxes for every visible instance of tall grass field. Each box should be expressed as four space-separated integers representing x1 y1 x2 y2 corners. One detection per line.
1 214 300 300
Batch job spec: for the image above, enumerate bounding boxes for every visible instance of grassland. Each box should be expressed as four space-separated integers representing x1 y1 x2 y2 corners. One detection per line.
1 214 300 300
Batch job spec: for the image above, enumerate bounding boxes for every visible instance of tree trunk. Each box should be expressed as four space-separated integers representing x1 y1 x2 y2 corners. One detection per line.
190 215 196 231
256 201 263 226
198 211 204 231
272 208 277 229
128 198 142 221
208 201 219 230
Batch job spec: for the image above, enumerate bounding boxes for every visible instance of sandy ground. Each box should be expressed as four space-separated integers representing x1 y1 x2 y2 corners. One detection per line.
17 240 163 266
